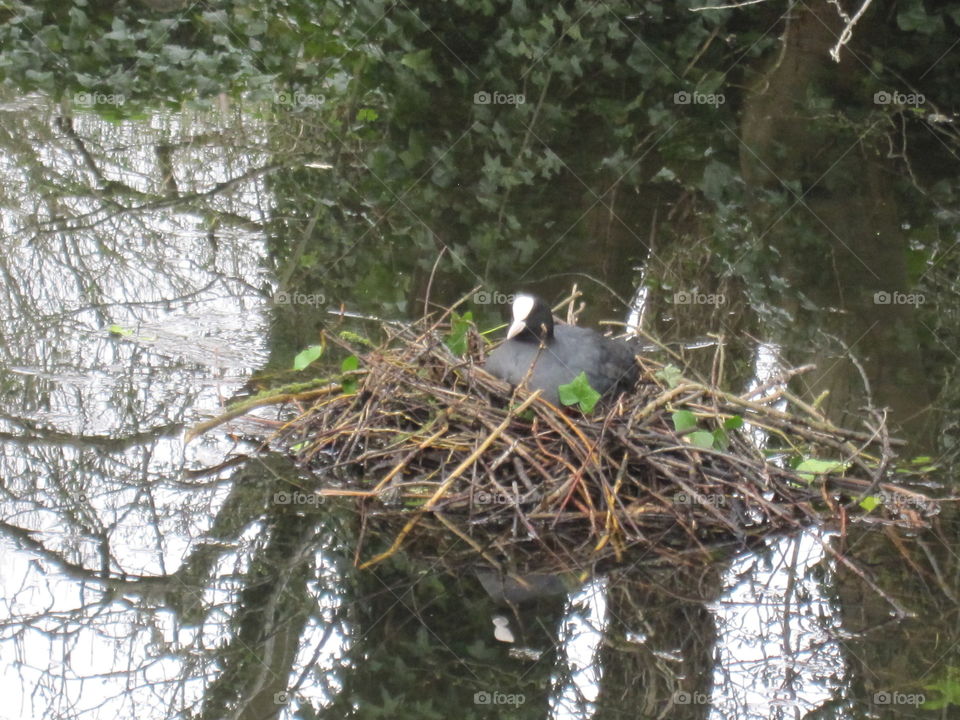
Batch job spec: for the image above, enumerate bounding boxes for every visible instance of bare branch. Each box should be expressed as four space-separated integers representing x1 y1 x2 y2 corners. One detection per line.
828 0 876 62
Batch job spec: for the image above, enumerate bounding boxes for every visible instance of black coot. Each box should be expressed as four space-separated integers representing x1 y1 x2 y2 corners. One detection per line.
484 294 638 404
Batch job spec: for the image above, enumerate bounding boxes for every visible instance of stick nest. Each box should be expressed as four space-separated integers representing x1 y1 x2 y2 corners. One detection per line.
266 312 936 568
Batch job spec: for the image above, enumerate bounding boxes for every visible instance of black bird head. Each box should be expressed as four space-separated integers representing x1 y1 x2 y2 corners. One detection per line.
506 294 554 342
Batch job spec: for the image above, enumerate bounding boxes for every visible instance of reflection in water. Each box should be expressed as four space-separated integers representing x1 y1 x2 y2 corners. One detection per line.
711 532 841 719
0 97 273 717
550 576 607 719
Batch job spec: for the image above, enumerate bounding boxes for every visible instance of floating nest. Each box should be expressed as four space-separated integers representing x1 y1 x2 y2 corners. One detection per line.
194 302 939 570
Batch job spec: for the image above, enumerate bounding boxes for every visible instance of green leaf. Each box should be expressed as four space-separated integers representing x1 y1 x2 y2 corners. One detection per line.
711 428 729 450
293 344 323 371
897 0 944 34
656 364 683 388
701 160 736 203
340 355 360 394
244 19 268 36
357 108 379 122
923 667 960 710
858 495 881 512
723 415 744 430
400 48 433 72
108 324 133 336
558 372 601 414
795 458 850 484
689 430 715 449
445 311 472 356
672 410 698 432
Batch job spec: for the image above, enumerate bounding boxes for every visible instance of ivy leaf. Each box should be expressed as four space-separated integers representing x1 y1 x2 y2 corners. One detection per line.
293 344 323 371
711 428 729 450
400 48 433 72
689 430 715 449
558 372 601 413
672 410 698 432
444 311 472 356
340 355 360 394
724 415 744 430
795 458 850 484
656 364 683 388
897 0 944 34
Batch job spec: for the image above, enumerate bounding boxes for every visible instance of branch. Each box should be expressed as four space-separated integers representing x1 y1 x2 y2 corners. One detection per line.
828 0 876 62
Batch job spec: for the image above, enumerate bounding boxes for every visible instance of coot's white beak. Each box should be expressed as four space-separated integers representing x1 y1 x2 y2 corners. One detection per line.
506 319 526 339
506 295 535 339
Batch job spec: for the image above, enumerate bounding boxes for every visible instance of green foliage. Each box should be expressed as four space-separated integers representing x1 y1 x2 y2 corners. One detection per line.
0 2 280 111
723 415 744 430
340 355 360 394
794 458 850 484
897 0 946 34
339 331 375 348
924 667 960 710
558 371 601 413
688 430 716 449
672 410 698 432
672 409 735 450
444 311 473 356
656 365 684 388
292 344 323 371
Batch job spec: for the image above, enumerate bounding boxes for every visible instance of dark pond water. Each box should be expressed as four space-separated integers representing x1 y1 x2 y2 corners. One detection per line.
1 2 959 719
